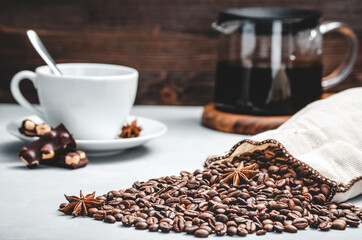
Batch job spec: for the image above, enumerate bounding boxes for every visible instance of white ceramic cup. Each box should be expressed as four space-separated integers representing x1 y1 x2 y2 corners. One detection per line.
11 63 138 140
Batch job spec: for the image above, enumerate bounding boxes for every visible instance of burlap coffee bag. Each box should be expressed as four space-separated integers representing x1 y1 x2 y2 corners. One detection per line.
205 88 362 202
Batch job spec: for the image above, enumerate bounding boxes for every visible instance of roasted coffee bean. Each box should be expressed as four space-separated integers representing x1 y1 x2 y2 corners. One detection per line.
227 226 237 236
88 207 98 217
274 223 284 233
313 193 326 205
184 210 199 217
346 218 360 227
104 215 116 223
121 215 136 227
187 180 200 189
159 222 171 233
159 218 173 225
292 218 308 229
65 146 362 238
226 220 237 227
199 202 209 211
346 213 360 222
319 221 332 231
256 229 267 235
153 204 166 211
199 212 213 220
216 214 228 223
215 222 227 236
320 184 330 197
148 224 159 232
173 216 185 232
185 225 199 234
93 213 105 221
338 202 354 209
114 213 123 221
146 217 158 225
194 228 210 238
200 225 212 234
246 221 256 233
134 217 146 224
264 223 274 232
135 221 148 230
284 224 298 233
237 225 248 236
332 219 347 230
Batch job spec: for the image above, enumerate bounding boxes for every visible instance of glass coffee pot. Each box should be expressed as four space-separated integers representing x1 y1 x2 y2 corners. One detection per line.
213 8 358 115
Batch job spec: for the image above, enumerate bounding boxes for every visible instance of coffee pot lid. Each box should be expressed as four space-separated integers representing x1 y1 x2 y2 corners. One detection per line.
217 8 321 34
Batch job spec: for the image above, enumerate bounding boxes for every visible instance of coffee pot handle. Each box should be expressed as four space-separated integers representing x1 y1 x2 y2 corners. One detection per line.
10 70 45 118
319 21 358 89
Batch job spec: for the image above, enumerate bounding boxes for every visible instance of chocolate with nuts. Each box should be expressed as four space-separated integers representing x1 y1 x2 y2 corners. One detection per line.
43 150 89 169
18 124 76 168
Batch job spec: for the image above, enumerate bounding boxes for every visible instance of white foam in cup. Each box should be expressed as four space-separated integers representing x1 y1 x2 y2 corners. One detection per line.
11 63 139 140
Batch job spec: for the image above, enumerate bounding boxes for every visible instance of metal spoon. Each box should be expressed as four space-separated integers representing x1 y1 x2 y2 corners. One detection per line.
27 30 62 76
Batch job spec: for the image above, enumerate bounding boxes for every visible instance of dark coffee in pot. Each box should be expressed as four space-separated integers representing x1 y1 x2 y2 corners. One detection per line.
213 8 357 116
214 59 323 115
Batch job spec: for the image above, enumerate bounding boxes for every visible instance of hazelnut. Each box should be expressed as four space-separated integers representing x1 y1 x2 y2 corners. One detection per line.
36 123 51 136
77 151 86 159
65 153 80 165
41 150 55 159
20 156 29 166
32 160 40 166
24 120 36 131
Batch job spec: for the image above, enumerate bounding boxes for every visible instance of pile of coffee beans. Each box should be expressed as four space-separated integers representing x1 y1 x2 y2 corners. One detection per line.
60 146 361 237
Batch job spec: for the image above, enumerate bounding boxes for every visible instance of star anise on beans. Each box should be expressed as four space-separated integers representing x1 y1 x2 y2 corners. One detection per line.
59 190 102 216
120 120 142 138
220 162 259 187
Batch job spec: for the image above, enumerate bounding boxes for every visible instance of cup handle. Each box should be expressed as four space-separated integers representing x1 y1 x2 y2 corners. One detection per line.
319 21 358 89
10 70 44 117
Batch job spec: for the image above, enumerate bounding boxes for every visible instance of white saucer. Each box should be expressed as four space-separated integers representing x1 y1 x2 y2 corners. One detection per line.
6 115 167 157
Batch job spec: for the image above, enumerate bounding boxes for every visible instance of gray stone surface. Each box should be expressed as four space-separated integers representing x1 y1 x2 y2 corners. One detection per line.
0 104 360 240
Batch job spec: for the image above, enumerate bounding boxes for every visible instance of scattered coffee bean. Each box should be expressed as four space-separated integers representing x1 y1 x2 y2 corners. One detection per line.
332 219 347 230
88 207 98 217
256 229 267 235
194 228 209 238
185 225 198 234
159 222 172 233
104 215 116 223
285 224 298 233
59 146 362 237
146 216 158 225
148 224 159 232
264 223 274 232
319 221 332 231
274 223 284 233
93 213 105 221
215 222 227 236
135 221 148 230
114 213 123 221
227 226 237 236
293 218 309 229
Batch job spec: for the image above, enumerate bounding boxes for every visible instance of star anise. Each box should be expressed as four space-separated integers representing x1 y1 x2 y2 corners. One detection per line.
119 120 142 138
220 162 259 187
59 190 102 216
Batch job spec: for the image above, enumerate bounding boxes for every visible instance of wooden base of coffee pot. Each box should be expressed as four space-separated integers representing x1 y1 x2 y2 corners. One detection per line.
201 93 332 135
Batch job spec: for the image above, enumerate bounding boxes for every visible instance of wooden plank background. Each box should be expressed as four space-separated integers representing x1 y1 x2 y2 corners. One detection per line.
0 0 361 105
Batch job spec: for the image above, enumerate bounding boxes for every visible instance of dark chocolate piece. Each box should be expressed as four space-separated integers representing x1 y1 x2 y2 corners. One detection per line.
18 124 76 168
46 150 89 169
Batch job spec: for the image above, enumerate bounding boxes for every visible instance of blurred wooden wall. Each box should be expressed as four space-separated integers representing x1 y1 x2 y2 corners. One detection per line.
0 0 361 105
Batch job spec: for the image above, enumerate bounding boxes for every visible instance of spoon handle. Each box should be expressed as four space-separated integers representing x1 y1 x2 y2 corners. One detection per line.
27 30 62 76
